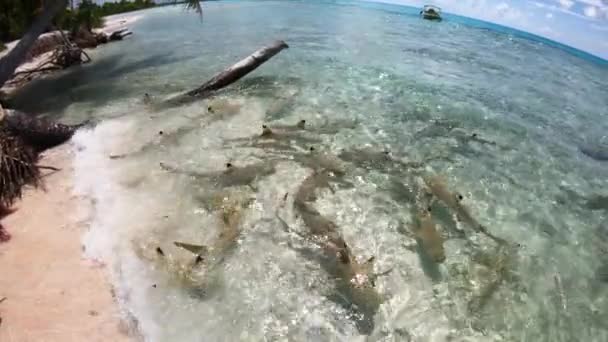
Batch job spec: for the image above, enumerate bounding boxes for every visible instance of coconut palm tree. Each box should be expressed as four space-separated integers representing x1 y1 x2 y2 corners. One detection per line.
181 0 203 17
0 0 67 88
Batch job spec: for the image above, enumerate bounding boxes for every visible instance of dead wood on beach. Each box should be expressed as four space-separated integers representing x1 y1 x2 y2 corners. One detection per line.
3 109 87 152
0 104 87 240
164 40 289 106
0 124 40 208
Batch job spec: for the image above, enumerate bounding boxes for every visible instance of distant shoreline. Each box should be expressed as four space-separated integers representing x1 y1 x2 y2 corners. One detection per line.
0 13 142 100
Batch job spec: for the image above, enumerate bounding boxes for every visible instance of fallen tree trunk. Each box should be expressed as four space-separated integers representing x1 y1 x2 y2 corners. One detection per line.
108 29 133 41
165 40 289 106
0 0 68 89
5 31 91 88
72 26 99 49
2 109 88 153
76 28 133 49
23 31 67 62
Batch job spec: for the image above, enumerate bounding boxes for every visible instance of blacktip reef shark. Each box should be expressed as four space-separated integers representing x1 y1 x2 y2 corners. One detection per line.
275 210 391 334
134 192 253 297
411 206 446 263
338 147 425 175
259 124 321 145
263 119 307 132
296 146 346 176
580 145 608 162
423 174 508 245
467 244 520 314
133 239 210 293
306 117 359 135
160 160 277 189
223 119 317 151
292 168 352 204
174 193 251 269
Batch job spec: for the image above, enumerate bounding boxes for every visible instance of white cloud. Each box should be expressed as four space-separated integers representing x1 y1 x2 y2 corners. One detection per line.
534 1 596 19
584 6 599 16
494 2 521 19
376 0 608 57
571 0 608 17
591 23 608 30
425 0 525 22
496 2 509 12
539 25 555 33
558 0 575 9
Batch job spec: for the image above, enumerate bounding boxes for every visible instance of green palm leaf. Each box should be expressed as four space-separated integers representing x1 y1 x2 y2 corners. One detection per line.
177 0 203 18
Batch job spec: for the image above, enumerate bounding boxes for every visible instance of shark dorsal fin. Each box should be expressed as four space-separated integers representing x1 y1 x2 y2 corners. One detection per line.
261 125 273 136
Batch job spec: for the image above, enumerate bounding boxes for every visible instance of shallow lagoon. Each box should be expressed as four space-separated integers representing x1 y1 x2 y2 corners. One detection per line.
11 1 608 341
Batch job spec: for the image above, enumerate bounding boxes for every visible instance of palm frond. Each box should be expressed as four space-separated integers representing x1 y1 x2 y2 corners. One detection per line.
0 126 40 207
177 0 203 18
186 0 203 16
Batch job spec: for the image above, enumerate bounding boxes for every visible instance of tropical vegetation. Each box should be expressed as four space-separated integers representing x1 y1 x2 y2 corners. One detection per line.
0 1 203 242
1 0 157 43
0 0 203 88
96 0 156 16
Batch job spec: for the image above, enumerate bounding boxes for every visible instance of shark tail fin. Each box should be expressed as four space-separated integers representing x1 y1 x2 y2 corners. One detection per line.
370 267 393 287
174 241 209 256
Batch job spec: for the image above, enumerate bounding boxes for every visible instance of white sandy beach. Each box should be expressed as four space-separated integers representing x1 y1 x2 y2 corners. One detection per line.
0 145 132 342
0 13 143 342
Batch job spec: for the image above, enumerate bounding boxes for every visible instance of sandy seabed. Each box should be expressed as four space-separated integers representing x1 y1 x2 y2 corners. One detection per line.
0 145 131 342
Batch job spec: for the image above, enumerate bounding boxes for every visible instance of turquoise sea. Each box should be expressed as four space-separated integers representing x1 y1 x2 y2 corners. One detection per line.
11 1 608 341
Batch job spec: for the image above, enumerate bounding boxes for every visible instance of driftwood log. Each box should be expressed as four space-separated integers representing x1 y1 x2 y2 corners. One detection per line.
23 31 67 62
73 26 133 49
72 26 99 49
3 109 87 152
0 106 87 204
6 29 93 87
165 40 289 106
109 29 133 41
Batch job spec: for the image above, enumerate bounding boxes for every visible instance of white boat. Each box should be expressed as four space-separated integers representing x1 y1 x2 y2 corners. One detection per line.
420 5 442 21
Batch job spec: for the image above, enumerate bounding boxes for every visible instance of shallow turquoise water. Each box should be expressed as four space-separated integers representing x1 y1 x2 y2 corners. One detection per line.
11 1 608 341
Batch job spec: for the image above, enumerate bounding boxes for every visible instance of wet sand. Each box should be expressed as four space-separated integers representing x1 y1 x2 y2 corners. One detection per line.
0 146 131 342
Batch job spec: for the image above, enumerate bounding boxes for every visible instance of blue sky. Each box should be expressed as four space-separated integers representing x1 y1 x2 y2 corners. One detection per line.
376 0 608 59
